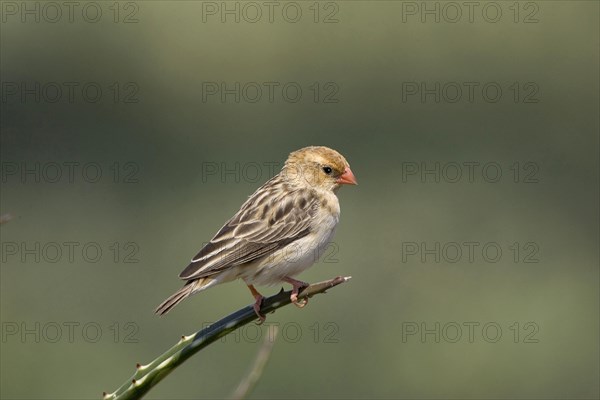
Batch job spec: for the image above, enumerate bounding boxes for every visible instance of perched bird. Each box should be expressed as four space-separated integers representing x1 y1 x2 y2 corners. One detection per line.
155 146 357 322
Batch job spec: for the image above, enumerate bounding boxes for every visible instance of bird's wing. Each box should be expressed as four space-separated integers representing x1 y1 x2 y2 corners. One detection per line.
179 184 319 280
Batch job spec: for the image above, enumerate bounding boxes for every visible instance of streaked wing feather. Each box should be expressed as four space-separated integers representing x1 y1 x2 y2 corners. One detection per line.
179 183 317 280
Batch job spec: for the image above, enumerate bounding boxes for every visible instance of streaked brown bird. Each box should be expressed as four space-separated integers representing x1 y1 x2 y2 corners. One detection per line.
155 146 357 321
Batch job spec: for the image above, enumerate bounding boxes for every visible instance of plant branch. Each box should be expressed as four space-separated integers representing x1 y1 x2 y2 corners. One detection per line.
230 325 278 400
103 276 351 400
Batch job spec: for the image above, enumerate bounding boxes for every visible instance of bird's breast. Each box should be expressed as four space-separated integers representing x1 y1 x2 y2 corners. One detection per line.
243 200 340 286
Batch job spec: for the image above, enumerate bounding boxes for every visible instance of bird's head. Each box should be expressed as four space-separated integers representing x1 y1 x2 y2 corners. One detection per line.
283 146 357 191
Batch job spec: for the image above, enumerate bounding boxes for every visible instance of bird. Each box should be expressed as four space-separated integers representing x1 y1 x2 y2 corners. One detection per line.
155 146 357 322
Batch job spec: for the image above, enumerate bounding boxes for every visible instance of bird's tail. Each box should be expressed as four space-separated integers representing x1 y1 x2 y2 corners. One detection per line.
155 279 211 316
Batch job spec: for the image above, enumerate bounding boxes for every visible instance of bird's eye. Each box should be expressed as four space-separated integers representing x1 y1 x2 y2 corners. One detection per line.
322 166 333 175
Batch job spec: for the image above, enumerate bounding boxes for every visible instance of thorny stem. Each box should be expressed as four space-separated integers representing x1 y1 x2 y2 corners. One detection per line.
103 276 351 400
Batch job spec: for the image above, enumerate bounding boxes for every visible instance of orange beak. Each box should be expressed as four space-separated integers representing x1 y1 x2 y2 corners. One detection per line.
337 167 358 185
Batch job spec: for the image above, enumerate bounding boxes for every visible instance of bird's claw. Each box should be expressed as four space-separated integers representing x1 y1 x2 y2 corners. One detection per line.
291 293 308 308
255 312 266 325
247 284 267 324
253 296 266 324
284 277 309 309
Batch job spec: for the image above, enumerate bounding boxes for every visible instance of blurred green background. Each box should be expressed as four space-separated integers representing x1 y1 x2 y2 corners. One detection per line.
1 1 598 399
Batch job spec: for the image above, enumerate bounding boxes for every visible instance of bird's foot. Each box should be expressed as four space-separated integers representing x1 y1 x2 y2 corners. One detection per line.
283 277 309 308
290 292 308 308
253 296 266 324
247 284 266 324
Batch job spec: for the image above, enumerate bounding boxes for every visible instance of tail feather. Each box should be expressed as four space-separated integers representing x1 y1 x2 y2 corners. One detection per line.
155 280 199 316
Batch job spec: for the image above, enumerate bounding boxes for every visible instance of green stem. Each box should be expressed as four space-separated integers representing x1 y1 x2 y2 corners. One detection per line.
103 276 351 400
